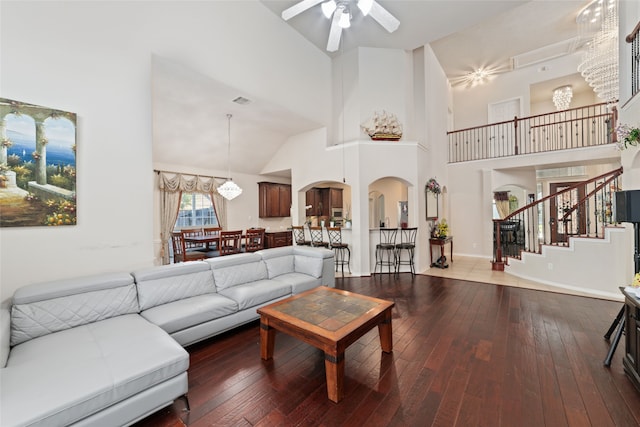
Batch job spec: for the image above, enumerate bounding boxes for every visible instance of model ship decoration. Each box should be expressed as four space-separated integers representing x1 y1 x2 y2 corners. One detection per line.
361 111 403 141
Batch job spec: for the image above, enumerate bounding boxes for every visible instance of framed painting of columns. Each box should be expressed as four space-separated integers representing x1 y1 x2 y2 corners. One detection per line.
0 98 77 227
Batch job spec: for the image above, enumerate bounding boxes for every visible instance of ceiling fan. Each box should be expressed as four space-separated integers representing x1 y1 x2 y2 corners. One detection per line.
281 0 400 52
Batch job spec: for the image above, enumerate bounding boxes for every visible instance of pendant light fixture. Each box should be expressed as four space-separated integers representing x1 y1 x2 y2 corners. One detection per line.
217 114 243 201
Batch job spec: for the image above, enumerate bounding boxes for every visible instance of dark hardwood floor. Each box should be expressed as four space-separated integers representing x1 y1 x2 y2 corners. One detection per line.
134 274 640 427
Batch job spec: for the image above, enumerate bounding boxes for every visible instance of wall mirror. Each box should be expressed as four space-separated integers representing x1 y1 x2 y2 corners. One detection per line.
426 188 438 220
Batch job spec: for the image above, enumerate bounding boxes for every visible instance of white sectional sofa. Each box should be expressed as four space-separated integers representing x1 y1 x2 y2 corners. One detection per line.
0 246 334 427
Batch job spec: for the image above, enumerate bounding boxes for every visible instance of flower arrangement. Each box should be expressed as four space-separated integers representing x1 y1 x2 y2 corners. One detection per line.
432 218 449 238
615 124 640 150
426 178 441 194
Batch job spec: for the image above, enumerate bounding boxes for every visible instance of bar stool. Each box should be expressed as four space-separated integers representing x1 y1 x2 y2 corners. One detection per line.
327 227 350 277
309 226 329 248
374 228 397 274
292 225 311 246
395 227 418 277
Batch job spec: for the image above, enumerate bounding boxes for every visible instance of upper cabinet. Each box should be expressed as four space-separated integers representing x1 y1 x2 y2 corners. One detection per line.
258 182 291 218
306 187 343 217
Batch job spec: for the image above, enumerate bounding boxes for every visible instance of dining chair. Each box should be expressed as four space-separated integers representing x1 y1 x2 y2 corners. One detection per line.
180 228 205 252
172 232 205 263
309 226 329 248
202 226 222 253
245 228 265 252
292 225 311 246
219 230 243 256
327 227 350 277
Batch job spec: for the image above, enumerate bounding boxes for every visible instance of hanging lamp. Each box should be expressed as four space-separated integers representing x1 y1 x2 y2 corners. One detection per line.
217 114 243 201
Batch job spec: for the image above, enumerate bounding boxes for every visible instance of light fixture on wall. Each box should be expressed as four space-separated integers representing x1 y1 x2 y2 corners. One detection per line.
217 114 243 201
552 85 573 111
577 0 619 102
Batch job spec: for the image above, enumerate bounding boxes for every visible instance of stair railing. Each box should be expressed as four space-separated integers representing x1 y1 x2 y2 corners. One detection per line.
448 102 618 163
492 167 623 270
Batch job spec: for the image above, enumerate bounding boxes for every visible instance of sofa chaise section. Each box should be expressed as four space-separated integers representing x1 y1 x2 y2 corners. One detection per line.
1 272 189 427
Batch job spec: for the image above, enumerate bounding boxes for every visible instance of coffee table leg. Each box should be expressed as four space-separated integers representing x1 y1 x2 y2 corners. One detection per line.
324 352 345 403
378 309 393 353
260 318 275 360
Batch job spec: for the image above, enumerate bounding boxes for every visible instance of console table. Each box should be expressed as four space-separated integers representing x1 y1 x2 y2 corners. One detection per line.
429 236 453 265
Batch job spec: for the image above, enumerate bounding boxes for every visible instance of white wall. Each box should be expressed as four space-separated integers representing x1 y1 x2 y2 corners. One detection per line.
452 53 584 130
0 1 331 302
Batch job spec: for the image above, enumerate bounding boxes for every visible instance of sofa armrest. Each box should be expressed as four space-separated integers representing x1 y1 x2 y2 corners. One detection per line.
1 305 10 368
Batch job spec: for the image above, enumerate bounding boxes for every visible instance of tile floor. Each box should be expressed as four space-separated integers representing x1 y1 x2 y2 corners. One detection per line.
422 255 621 301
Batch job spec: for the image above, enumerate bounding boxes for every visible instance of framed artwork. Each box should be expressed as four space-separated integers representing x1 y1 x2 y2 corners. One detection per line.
0 98 77 227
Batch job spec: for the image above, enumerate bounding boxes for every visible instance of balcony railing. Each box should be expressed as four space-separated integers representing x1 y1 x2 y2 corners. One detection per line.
491 167 623 270
448 102 618 163
627 21 640 98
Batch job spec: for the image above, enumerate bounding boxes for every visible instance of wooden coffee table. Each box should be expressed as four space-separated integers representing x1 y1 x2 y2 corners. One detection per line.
257 286 394 403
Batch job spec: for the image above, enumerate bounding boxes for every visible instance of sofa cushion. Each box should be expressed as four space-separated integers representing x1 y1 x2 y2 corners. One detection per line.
10 273 139 346
263 254 295 278
140 293 238 334
133 262 216 311
0 314 188 427
294 255 324 278
219 280 291 310
271 273 322 294
207 253 268 291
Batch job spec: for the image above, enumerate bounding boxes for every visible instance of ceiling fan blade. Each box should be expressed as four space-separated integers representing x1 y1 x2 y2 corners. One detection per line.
326 11 343 52
369 1 400 33
282 0 324 21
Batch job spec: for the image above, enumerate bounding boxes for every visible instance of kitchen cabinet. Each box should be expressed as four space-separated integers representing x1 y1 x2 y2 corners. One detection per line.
259 182 291 218
306 187 343 217
330 188 343 209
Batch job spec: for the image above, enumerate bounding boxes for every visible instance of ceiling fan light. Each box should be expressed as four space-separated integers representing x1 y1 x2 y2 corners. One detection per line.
357 0 373 16
321 0 337 19
338 9 351 28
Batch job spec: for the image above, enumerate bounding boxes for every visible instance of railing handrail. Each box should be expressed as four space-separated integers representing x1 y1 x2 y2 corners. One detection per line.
501 166 623 221
560 169 623 222
447 101 614 136
626 20 640 43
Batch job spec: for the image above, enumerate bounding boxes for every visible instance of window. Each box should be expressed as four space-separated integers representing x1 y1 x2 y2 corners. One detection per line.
175 193 219 229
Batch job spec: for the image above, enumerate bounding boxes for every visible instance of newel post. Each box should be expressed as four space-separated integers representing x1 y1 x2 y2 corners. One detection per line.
492 220 505 271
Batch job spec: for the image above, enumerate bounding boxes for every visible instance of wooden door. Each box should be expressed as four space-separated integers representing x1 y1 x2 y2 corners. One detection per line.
549 181 586 243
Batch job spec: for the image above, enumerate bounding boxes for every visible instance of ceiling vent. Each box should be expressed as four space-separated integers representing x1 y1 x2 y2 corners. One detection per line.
511 37 580 70
232 96 251 105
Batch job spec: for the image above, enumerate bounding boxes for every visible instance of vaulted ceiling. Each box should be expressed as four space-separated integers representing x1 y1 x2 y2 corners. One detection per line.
153 1 592 178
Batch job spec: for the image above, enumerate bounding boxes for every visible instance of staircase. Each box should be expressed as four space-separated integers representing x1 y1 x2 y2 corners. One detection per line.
491 167 632 299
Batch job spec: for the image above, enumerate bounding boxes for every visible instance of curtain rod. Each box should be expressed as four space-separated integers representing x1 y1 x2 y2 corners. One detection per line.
154 169 228 181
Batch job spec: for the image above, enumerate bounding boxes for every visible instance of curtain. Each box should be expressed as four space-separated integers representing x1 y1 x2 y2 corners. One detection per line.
494 191 510 219
157 171 227 264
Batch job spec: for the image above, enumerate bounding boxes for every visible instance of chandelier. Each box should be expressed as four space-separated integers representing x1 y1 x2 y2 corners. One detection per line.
577 0 619 102
552 86 573 111
217 114 242 201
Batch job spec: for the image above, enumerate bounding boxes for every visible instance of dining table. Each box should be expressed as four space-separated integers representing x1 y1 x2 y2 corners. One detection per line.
183 234 221 251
